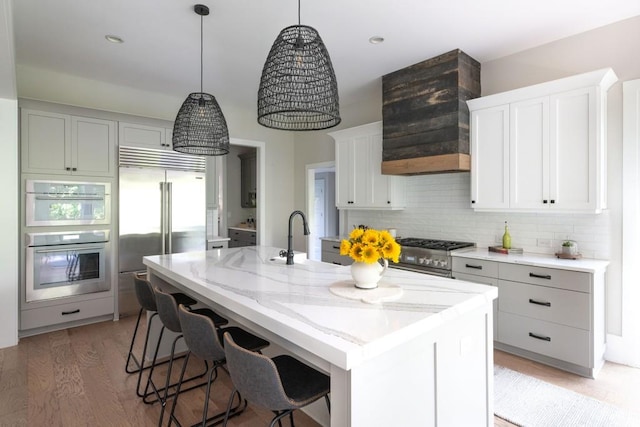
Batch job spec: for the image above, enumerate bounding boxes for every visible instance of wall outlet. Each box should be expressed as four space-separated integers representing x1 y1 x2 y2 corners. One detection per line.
537 238 552 248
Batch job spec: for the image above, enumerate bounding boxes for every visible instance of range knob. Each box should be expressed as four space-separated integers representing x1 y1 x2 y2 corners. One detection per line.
432 260 441 267
418 257 427 265
424 258 433 266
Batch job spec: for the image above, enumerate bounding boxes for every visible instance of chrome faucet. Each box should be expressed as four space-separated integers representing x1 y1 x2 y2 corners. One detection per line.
286 210 310 265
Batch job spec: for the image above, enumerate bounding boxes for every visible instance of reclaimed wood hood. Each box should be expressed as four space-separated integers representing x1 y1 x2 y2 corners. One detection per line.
382 49 480 175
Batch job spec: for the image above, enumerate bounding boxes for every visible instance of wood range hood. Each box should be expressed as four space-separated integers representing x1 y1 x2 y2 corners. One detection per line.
382 49 481 175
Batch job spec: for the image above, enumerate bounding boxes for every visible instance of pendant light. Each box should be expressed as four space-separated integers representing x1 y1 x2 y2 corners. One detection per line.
257 0 341 131
173 4 229 156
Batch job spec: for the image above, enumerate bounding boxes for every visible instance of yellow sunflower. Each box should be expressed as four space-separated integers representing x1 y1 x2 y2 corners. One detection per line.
349 243 365 262
382 241 401 263
339 240 351 256
362 229 380 246
349 228 365 241
361 244 380 264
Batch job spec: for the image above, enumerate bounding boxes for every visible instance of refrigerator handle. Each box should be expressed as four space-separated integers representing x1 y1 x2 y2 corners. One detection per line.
167 182 173 254
160 182 166 254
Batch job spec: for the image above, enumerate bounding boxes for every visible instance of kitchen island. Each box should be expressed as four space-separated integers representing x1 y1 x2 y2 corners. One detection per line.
143 246 498 426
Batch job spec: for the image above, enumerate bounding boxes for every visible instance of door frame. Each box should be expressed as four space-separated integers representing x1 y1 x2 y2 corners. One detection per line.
305 161 335 258
221 138 266 245
615 79 640 367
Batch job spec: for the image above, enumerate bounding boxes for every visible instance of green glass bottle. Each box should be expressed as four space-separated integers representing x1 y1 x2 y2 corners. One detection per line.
502 221 511 249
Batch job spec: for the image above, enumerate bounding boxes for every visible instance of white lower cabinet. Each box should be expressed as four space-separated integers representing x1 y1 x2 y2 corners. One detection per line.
20 295 113 332
451 258 499 339
321 239 353 266
452 254 605 378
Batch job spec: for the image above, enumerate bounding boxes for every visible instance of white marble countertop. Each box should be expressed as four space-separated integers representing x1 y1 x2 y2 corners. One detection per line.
207 236 230 242
143 246 497 371
452 247 609 273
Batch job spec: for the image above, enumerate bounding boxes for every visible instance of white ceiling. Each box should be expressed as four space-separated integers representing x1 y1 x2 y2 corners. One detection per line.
12 0 640 112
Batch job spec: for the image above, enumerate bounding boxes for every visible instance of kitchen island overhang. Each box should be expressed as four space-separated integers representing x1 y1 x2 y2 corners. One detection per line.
144 246 498 427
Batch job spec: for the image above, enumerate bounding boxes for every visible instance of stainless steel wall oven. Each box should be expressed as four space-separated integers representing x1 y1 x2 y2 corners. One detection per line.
25 180 111 227
25 230 111 302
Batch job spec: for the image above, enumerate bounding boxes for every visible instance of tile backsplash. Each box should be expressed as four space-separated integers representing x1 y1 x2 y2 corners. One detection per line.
344 173 610 260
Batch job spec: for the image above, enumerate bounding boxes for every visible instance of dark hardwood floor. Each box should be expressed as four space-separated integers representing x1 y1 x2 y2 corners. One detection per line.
1 315 639 426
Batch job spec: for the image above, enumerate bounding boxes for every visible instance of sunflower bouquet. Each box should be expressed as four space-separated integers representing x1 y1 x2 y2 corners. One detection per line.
340 228 401 264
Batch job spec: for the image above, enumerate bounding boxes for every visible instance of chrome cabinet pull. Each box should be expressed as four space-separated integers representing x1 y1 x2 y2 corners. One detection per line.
528 332 551 342
529 298 551 307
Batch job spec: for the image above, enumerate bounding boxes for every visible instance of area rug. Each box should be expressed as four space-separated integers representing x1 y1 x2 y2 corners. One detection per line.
494 365 637 426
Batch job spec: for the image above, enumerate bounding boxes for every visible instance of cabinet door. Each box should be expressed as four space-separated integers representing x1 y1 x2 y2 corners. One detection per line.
470 105 509 209
352 135 375 207
335 138 355 208
368 131 405 208
510 97 549 209
549 87 597 211
118 122 168 150
72 116 116 177
21 109 71 175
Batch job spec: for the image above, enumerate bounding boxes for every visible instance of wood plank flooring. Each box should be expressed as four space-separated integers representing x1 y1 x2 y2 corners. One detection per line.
1 315 639 426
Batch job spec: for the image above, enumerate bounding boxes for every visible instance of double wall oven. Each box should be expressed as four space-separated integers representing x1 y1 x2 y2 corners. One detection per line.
24 180 112 303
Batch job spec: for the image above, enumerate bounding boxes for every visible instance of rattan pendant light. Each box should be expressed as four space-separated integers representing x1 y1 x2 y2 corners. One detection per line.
257 0 341 131
173 4 229 156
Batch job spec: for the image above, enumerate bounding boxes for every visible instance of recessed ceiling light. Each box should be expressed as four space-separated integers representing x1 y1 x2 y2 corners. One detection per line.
369 36 384 44
105 35 124 44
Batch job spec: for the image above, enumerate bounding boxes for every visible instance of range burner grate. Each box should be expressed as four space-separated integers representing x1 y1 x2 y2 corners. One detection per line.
396 238 475 251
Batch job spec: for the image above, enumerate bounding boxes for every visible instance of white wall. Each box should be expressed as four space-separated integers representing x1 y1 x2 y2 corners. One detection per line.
0 0 18 349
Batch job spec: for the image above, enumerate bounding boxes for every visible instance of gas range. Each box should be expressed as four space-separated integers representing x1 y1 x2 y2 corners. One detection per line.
392 238 475 277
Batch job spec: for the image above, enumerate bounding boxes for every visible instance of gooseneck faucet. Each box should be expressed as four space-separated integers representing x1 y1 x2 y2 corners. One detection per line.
286 210 310 265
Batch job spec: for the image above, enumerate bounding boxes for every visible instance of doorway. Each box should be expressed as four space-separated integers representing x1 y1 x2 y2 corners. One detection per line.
306 162 338 261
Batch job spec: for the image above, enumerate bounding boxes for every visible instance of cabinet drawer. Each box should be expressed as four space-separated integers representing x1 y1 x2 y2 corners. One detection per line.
499 263 590 293
21 296 113 330
452 272 498 339
321 251 353 266
207 241 229 250
499 280 589 330
321 240 343 253
498 311 590 367
452 258 498 278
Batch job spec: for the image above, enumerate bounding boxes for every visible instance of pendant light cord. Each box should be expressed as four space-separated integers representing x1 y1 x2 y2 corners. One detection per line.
298 0 301 25
200 12 204 94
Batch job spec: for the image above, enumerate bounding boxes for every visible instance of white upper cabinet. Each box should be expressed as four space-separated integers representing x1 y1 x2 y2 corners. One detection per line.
468 68 617 213
118 122 171 150
21 109 116 177
331 122 405 210
470 105 510 209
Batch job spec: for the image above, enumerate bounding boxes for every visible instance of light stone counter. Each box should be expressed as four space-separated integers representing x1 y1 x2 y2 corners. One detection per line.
453 247 609 273
144 246 497 427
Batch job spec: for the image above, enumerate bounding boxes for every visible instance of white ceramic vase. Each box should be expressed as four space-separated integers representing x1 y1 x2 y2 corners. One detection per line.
351 259 388 289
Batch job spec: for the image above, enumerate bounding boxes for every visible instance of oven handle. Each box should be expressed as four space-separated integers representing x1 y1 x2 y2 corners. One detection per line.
32 246 104 254
33 195 103 201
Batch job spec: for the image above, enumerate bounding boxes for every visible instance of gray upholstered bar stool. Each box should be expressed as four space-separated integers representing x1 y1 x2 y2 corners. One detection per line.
168 304 270 427
146 286 229 425
125 273 199 399
222 333 330 427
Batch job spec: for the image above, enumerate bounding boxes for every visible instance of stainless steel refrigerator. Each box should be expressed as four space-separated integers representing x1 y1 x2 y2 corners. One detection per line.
118 146 206 316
